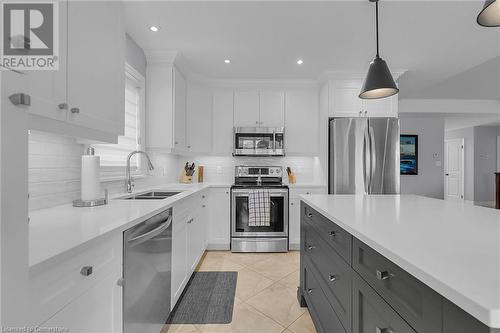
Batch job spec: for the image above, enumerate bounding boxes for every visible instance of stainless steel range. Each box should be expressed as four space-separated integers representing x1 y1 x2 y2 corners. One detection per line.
231 166 289 253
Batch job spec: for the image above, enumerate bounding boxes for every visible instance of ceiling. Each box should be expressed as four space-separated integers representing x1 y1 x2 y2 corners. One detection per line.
124 1 500 99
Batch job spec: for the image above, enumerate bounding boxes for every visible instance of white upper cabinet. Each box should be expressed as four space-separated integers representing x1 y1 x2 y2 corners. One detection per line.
234 89 285 127
66 0 125 136
259 90 285 127
26 0 67 123
212 89 234 154
328 79 398 118
173 67 187 150
285 89 319 154
186 82 212 153
234 90 260 127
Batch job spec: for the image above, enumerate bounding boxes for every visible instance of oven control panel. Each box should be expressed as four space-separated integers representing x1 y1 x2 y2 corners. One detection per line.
235 166 282 178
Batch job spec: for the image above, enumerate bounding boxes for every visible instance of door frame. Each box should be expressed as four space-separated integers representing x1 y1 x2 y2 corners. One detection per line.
444 138 465 201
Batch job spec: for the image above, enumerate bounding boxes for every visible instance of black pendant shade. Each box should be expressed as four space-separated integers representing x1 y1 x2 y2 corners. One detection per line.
477 0 500 27
359 0 399 100
359 56 399 99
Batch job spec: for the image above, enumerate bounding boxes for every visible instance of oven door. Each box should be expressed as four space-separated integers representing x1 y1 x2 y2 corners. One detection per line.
231 188 289 237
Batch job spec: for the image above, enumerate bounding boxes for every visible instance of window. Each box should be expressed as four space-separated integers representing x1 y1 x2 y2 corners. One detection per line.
93 64 146 180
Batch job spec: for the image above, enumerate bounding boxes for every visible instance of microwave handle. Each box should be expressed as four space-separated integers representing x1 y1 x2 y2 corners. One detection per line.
273 129 276 152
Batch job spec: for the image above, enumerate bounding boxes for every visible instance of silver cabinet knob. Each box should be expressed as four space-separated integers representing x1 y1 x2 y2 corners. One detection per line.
187 145 191 149
376 328 394 333
202 204 206 208
9 93 31 106
202 195 205 199
307 245 316 250
290 202 294 206
80 266 93 276
175 141 179 145
329 274 339 282
307 288 313 294
307 213 313 218
70 107 80 114
58 103 68 110
255 121 259 124
117 278 124 287
376 270 394 281
329 231 338 237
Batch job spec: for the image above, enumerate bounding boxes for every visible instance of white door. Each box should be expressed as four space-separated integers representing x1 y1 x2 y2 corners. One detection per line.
285 89 319 154
212 89 234 154
67 1 125 137
173 67 187 150
234 90 259 127
259 90 285 127
444 139 464 200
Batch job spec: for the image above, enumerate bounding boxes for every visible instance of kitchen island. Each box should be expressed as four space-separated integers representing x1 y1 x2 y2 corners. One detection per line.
299 194 500 333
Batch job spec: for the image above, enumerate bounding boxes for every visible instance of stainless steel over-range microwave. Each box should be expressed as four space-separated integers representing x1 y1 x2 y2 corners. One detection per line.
233 127 285 156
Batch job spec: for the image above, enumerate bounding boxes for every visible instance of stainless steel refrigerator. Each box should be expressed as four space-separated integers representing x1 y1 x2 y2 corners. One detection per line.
329 117 400 194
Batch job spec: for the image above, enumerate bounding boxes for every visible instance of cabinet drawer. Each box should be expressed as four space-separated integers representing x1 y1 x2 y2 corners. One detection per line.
29 234 122 326
302 257 346 333
352 273 417 333
302 202 352 263
352 238 442 333
302 219 351 332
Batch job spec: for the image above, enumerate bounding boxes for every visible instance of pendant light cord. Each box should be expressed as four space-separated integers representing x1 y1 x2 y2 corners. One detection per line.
375 0 380 58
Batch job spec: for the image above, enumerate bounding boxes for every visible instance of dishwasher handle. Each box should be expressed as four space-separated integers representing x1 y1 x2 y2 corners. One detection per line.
128 216 172 247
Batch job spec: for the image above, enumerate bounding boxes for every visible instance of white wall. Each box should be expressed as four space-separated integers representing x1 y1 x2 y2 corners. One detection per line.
125 34 147 77
473 126 498 206
445 127 475 201
400 118 445 199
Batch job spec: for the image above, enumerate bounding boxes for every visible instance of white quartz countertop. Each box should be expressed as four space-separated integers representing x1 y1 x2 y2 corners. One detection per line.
300 194 500 328
29 183 230 270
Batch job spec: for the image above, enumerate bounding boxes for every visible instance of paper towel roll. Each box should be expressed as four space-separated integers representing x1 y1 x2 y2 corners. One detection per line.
81 154 101 201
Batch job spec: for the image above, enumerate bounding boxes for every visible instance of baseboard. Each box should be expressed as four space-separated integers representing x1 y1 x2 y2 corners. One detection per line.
206 243 230 251
474 201 495 208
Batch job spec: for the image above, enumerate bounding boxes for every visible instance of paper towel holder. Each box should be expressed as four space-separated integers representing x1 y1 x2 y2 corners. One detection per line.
73 189 109 208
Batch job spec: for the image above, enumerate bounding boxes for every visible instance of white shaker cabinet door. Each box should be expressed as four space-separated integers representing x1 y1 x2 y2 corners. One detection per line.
329 81 363 117
66 0 125 137
208 188 231 250
173 67 187 150
187 81 212 153
212 89 234 154
259 90 285 127
27 0 67 123
42 266 122 333
362 94 398 117
234 90 259 127
285 89 319 154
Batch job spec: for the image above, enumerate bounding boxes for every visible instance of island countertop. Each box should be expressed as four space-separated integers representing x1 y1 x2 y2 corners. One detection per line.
299 194 500 329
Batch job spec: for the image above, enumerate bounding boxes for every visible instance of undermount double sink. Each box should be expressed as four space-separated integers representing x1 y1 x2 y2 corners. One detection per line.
118 190 182 200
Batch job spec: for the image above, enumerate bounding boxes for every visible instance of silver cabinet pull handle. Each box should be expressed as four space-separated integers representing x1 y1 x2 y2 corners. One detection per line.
329 231 337 237
307 245 316 250
307 288 313 294
58 103 68 110
376 270 394 281
202 205 206 208
329 274 339 282
9 93 31 106
187 218 194 224
70 107 80 114
376 327 394 333
80 266 93 276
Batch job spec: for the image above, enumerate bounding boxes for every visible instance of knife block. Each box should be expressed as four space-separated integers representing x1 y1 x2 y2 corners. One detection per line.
288 172 296 184
180 170 193 184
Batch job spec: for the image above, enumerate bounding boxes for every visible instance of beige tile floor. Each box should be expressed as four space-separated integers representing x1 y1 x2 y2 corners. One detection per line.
163 251 317 333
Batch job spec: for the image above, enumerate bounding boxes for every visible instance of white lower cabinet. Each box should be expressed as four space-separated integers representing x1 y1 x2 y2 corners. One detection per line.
171 191 208 307
207 187 231 250
29 234 123 332
41 265 122 333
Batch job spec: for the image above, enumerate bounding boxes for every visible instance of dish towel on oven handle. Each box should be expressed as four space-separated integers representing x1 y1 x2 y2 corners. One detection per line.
248 189 271 227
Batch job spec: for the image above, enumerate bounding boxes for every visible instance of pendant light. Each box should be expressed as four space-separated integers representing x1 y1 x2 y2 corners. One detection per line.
359 0 399 100
477 0 500 27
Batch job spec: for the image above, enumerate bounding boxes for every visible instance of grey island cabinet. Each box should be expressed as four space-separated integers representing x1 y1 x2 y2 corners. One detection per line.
298 200 500 333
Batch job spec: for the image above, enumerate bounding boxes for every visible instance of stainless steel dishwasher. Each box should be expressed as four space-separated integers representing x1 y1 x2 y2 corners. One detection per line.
123 208 172 333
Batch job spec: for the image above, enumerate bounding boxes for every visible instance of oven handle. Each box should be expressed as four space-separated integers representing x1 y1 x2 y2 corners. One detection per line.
231 189 289 195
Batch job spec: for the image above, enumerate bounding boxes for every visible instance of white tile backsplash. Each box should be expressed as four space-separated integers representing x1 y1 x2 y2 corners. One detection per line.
28 131 180 211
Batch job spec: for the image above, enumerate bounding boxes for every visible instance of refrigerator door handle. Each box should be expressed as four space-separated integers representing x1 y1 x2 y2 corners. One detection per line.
369 126 376 193
363 127 370 194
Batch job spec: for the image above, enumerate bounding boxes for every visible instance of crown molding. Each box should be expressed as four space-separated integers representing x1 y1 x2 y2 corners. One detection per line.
144 49 179 64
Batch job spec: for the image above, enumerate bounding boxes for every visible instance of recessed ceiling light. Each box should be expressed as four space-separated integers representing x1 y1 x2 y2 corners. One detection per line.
296 59 304 65
224 59 231 64
149 26 160 32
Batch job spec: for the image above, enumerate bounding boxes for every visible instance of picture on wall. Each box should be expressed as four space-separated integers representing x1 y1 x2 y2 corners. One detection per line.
400 135 418 175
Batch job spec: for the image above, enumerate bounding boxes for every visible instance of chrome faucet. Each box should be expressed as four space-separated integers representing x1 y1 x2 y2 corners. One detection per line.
125 150 155 193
